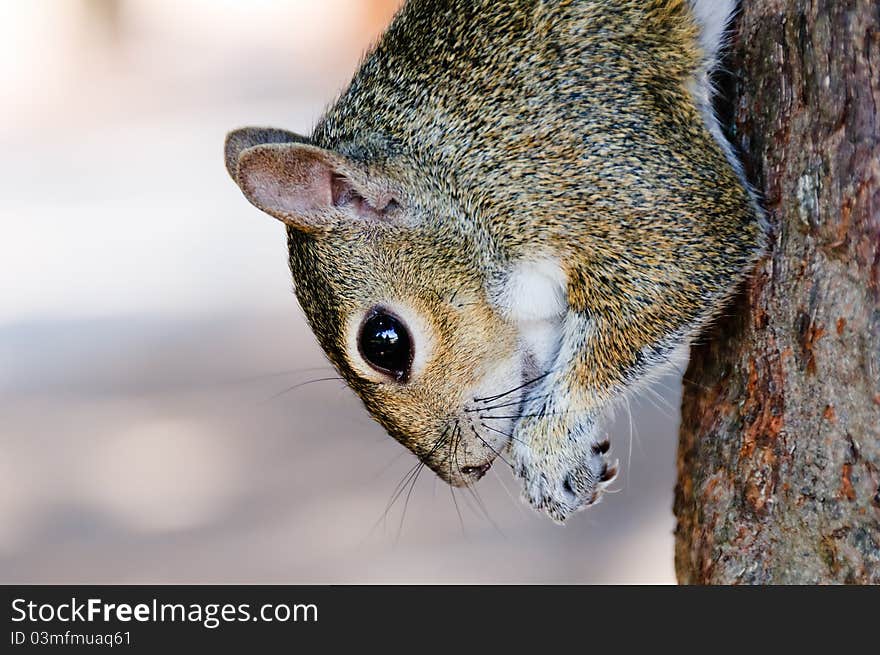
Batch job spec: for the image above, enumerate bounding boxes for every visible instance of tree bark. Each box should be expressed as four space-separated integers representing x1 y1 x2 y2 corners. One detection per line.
674 0 880 584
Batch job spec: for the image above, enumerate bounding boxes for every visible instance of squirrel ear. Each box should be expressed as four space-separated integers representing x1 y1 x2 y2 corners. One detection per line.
224 127 308 182
232 140 399 233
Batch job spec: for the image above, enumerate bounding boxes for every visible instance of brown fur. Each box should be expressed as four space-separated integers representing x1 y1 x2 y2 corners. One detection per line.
225 0 762 522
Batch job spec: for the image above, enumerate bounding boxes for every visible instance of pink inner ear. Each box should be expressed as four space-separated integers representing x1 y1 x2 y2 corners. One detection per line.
331 173 397 221
280 155 334 214
238 143 397 229
238 146 335 226
330 173 357 208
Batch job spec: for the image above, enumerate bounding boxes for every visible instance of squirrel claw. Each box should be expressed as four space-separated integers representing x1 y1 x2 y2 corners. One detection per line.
513 432 618 523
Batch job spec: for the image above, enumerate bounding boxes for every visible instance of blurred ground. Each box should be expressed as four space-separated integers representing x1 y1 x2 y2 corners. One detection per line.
0 0 679 583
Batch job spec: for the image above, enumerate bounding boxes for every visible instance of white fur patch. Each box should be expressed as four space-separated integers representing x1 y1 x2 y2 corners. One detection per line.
493 258 567 370
496 258 567 322
684 1 752 186
689 0 737 62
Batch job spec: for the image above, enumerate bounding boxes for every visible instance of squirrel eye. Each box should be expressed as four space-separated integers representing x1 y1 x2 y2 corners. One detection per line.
357 310 413 382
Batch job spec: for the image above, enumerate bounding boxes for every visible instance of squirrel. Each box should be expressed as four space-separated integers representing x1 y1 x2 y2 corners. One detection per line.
224 0 764 523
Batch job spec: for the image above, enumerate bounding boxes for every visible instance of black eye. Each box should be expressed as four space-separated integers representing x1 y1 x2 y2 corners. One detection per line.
357 310 413 382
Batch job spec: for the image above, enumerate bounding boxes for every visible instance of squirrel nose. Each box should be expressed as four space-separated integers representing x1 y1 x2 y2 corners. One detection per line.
461 461 492 480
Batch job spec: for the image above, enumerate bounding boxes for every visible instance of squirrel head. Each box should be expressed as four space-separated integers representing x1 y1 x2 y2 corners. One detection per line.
224 0 764 518
226 127 562 485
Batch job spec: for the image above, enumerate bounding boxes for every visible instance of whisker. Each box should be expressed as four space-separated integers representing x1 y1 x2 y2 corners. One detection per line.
452 421 463 475
464 393 551 414
396 460 426 543
624 395 634 491
479 422 528 447
478 413 544 420
479 405 586 421
391 427 454 539
473 370 552 404
466 421 513 470
452 426 503 535
383 461 424 524
260 376 345 403
450 486 465 536
382 461 439 533
448 422 466 536
451 422 501 531
373 427 450 538
461 482 505 538
369 449 412 481
639 385 676 416
373 462 423 540
492 467 526 517
225 366 336 386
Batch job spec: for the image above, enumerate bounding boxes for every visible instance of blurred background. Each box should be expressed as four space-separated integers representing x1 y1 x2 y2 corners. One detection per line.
0 0 683 583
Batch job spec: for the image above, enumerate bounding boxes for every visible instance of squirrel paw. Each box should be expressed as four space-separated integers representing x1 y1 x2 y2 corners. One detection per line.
511 422 618 523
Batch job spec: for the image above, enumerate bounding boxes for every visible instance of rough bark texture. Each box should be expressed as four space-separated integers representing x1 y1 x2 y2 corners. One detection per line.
674 0 880 584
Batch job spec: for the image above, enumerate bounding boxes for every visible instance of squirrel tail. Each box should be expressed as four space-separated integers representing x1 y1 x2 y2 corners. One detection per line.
643 0 738 70
686 0 739 64
644 1 760 219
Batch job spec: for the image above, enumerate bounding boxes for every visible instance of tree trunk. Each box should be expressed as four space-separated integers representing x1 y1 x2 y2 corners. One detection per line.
674 0 880 584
